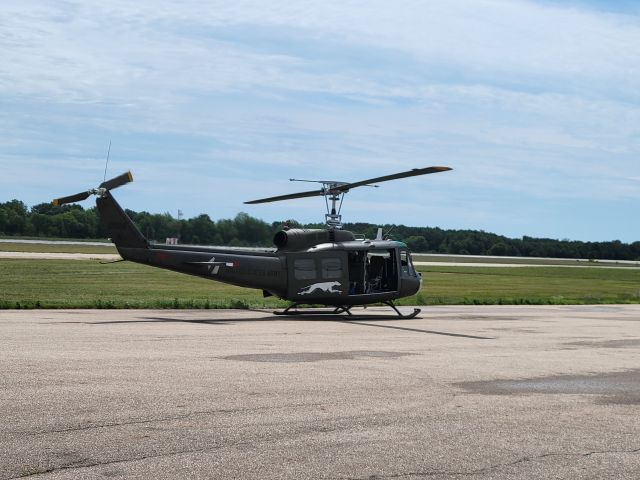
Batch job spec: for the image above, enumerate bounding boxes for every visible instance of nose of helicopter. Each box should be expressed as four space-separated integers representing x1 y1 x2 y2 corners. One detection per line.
399 275 422 298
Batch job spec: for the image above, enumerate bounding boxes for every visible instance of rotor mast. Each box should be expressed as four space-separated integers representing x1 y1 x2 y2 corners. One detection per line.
324 185 345 229
288 179 355 229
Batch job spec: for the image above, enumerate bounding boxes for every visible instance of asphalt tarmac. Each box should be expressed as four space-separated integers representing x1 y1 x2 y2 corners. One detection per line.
1 306 639 479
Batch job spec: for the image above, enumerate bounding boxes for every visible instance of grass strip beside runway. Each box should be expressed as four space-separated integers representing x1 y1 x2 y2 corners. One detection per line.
1 259 639 309
0 242 117 254
0 259 287 309
410 265 640 306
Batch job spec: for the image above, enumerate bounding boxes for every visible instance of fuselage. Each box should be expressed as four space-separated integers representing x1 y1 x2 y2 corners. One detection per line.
120 238 422 306
97 192 422 307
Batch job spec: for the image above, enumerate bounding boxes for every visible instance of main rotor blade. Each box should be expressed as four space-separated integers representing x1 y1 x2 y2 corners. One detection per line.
244 166 451 205
52 191 91 206
99 171 133 191
244 188 322 204
328 166 451 193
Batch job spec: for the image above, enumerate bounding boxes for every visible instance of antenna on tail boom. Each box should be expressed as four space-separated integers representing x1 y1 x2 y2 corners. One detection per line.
103 140 112 183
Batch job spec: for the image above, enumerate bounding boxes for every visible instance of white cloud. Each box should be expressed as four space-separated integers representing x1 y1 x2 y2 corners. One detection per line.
3 0 640 102
0 0 639 240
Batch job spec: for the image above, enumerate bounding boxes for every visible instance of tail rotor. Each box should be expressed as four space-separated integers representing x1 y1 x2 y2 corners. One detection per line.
52 171 134 206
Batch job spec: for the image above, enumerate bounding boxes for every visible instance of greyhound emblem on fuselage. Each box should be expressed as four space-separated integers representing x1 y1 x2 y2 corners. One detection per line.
298 281 342 296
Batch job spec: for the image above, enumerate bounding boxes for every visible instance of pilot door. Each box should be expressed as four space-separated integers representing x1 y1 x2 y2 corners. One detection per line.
287 252 349 301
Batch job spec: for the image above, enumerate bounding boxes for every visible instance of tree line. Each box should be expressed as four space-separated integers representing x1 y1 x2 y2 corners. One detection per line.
1 199 639 260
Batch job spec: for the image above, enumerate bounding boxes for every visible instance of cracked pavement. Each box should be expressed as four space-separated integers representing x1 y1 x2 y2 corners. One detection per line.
1 306 640 479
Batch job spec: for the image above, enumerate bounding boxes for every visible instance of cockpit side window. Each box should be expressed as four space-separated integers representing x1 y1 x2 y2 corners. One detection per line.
400 250 416 276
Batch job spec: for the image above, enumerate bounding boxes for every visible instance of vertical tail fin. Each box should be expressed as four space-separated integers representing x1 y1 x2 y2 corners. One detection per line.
52 170 149 262
96 191 149 252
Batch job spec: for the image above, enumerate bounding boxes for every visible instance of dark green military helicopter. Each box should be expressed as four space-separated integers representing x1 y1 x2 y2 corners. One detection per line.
53 166 451 318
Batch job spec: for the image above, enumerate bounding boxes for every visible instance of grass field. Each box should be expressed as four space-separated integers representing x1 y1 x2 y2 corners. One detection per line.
0 259 286 309
412 265 640 305
0 242 118 254
1 258 639 309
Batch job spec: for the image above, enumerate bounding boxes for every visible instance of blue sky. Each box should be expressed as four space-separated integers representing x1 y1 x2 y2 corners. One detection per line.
1 0 638 242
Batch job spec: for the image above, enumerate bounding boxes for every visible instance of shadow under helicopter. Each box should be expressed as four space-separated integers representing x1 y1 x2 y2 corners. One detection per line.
54 314 494 339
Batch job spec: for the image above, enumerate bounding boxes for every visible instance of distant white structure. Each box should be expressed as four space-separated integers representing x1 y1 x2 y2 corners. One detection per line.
166 237 178 245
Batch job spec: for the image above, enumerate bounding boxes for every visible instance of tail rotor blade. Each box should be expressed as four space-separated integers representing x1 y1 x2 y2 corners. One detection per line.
51 170 134 206
100 171 133 191
52 191 91 206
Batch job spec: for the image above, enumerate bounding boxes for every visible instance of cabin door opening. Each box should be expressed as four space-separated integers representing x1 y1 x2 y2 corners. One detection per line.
347 249 398 295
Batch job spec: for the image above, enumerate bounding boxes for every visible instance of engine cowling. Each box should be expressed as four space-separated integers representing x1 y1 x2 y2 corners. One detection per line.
273 228 355 251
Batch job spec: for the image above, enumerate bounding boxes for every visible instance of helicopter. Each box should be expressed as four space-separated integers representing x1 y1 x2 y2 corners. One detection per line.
53 166 451 318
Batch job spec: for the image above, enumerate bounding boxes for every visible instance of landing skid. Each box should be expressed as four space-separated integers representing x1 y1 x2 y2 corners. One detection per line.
273 304 353 316
273 301 421 319
382 301 421 319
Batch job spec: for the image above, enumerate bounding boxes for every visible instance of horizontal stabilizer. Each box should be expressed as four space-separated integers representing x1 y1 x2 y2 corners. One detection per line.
186 261 236 267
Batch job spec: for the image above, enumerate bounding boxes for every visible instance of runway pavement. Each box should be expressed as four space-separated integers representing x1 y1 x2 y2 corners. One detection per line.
1 306 639 479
